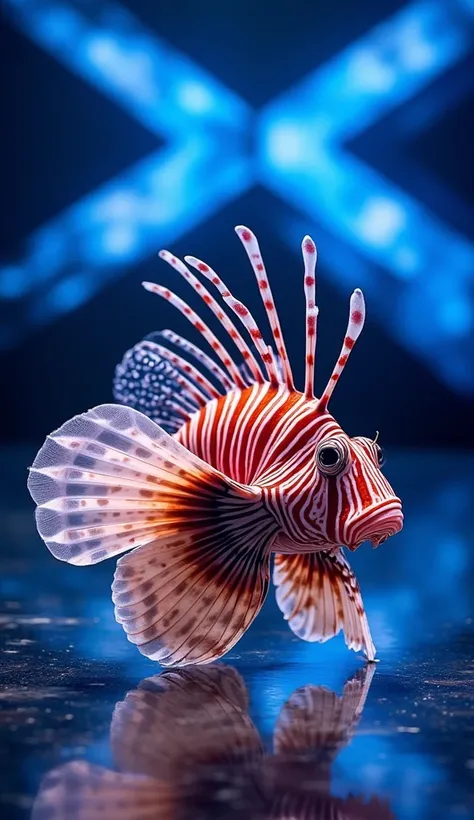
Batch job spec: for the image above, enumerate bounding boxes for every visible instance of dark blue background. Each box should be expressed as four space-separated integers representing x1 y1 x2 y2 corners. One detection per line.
1 0 473 446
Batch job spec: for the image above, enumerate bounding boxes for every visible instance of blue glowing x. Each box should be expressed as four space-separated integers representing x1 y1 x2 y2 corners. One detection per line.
260 0 474 392
2 0 474 393
0 0 252 347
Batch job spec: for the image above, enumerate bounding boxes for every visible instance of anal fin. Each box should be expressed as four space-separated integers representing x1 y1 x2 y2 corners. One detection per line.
113 500 278 665
273 550 375 660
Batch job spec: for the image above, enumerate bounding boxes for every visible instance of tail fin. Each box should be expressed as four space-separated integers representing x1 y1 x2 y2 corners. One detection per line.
28 404 278 665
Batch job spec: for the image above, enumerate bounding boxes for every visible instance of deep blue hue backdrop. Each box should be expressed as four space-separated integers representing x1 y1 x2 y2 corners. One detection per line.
1 0 473 446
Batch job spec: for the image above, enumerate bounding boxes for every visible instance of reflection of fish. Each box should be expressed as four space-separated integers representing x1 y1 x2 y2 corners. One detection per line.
32 666 264 820
27 227 403 665
266 666 395 819
32 665 393 820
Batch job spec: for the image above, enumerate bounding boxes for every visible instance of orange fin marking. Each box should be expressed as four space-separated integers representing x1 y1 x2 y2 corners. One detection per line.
273 549 375 660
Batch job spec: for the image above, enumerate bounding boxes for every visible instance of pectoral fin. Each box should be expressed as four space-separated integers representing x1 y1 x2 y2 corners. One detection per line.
273 549 375 660
28 403 278 665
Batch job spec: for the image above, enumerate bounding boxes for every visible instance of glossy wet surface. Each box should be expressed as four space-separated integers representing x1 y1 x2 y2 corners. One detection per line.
1 447 474 819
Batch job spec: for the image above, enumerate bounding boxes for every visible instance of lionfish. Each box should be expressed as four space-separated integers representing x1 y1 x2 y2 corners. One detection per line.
27 226 403 666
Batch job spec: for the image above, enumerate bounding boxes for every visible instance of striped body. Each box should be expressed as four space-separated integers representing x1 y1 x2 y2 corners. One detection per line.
178 383 400 552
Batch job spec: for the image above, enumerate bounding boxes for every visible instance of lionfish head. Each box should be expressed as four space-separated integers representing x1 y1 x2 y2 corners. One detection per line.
310 422 403 551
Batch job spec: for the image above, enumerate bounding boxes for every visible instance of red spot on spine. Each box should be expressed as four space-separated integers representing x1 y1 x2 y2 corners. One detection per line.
242 350 250 359
163 289 171 298
262 352 272 363
224 358 231 366
306 354 314 366
338 354 348 366
234 303 248 317
331 374 339 381
307 315 316 335
344 336 355 350
241 229 251 242
212 276 220 285
184 307 191 315
198 263 209 272
351 309 363 325
305 276 315 287
203 295 212 305
256 263 264 271
264 300 274 310
195 322 205 332
171 257 176 265
97 499 109 507
250 328 262 340
304 240 315 253
259 280 268 290
212 341 220 350
273 328 281 339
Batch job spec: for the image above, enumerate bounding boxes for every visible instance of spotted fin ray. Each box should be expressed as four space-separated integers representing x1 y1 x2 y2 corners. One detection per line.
273 549 375 661
27 404 277 665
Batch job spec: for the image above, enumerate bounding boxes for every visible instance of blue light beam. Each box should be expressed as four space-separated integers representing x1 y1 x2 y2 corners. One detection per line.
260 0 474 392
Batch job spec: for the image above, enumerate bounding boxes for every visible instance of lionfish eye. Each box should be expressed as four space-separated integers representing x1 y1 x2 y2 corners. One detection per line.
316 439 349 477
375 443 386 467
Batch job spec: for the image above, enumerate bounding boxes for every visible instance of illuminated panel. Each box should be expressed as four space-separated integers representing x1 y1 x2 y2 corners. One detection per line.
1 0 473 394
0 0 251 345
260 0 474 392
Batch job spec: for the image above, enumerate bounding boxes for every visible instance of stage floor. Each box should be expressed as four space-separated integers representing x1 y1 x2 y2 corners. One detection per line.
1 446 473 820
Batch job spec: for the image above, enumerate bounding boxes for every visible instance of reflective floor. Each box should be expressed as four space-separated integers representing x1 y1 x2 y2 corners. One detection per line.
1 447 473 819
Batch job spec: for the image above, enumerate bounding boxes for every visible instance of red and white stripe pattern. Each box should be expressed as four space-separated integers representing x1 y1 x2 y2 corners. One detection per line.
141 225 401 548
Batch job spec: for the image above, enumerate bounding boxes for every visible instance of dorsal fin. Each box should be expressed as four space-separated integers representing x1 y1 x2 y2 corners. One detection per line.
318 288 366 413
138 226 366 411
113 337 209 432
301 235 318 399
235 226 294 390
184 253 281 386
142 282 245 389
152 329 230 394
158 250 264 385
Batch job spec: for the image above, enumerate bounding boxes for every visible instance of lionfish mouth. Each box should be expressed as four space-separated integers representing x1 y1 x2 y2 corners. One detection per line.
345 499 403 552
